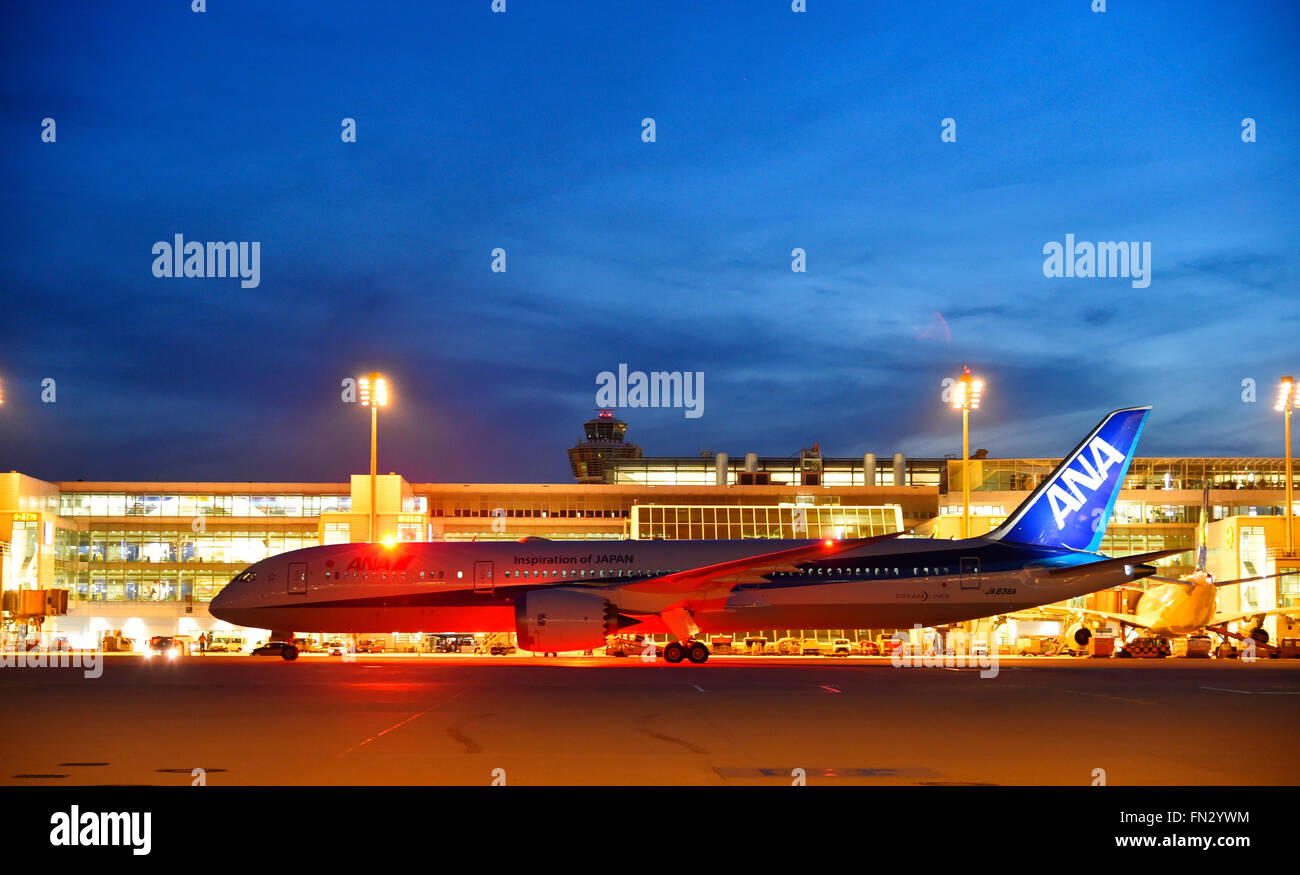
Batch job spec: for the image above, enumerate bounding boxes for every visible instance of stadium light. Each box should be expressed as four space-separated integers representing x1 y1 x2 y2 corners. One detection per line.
1279 376 1296 554
359 372 390 543
950 367 985 539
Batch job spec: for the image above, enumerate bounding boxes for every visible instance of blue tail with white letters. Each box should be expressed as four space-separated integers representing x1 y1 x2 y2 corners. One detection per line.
987 406 1149 552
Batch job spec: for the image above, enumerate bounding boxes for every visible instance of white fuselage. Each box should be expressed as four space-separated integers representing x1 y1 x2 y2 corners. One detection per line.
211 537 1152 637
1132 572 1218 637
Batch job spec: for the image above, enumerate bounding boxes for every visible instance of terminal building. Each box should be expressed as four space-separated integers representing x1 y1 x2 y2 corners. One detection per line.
3 418 1297 651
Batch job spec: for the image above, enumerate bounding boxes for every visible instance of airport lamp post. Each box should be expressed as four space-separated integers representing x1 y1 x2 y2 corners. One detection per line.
359 372 390 543
950 367 983 539
1279 376 1296 554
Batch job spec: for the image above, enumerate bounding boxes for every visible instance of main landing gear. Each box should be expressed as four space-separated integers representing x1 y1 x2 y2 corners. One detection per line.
663 640 709 664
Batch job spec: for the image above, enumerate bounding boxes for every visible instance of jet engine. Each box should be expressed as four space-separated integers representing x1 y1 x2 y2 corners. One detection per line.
514 588 618 652
1060 622 1092 654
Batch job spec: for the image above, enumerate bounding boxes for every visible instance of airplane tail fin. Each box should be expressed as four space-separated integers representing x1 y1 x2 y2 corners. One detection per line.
987 407 1149 552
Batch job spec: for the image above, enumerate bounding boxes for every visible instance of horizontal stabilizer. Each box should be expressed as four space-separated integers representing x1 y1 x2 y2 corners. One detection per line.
1043 548 1187 577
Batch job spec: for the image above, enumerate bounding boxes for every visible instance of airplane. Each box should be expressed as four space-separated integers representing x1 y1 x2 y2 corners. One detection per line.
1042 486 1300 652
212 405 1180 663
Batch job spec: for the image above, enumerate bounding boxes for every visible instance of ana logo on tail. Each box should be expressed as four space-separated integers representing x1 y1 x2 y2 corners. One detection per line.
990 406 1148 552
1046 435 1126 530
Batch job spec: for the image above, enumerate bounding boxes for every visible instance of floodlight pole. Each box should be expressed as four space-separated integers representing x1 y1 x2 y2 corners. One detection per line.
370 400 378 544
962 404 971 540
1286 401 1294 554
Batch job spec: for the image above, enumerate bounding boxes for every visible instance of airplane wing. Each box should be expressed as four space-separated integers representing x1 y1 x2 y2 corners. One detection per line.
616 531 904 596
1145 570 1300 588
1208 605 1300 627
1034 603 1156 630
603 532 905 623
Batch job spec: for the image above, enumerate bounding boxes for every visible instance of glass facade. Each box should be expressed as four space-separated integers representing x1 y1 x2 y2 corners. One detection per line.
77 528 318 564
9 519 40 589
68 527 319 602
957 457 1299 493
606 458 944 488
59 492 350 518
632 505 902 540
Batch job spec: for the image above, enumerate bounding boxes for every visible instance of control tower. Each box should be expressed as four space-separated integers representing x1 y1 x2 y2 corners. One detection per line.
567 411 643 483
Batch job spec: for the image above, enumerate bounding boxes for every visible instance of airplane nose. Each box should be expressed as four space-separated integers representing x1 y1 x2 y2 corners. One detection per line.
210 568 254 623
210 582 232 612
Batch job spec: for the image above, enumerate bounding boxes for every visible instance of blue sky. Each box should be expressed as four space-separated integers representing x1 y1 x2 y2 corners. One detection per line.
1 1 1297 482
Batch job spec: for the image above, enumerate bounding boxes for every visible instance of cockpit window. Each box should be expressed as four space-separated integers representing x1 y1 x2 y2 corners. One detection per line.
235 571 257 582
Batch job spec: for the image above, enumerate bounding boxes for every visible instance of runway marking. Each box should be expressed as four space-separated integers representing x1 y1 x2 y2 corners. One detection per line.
716 766 941 780
1057 688 1155 706
335 708 435 759
447 726 482 754
1201 686 1300 695
692 684 705 692
641 727 708 755
820 684 841 693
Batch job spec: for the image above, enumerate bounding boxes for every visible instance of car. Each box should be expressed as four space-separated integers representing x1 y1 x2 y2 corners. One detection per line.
829 638 852 656
800 639 829 656
251 641 299 661
146 635 182 660
357 639 386 654
325 640 346 656
857 640 882 656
